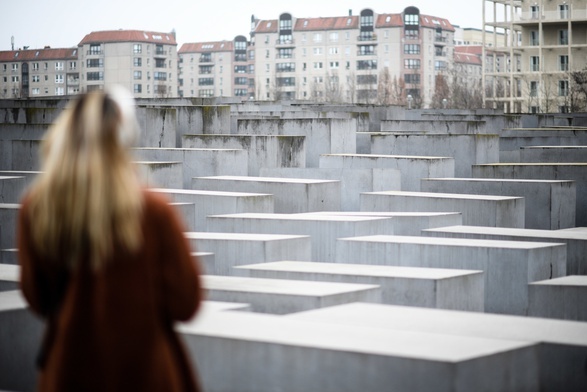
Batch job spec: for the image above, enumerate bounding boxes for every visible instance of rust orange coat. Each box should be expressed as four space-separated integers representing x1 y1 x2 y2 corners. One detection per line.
18 191 203 392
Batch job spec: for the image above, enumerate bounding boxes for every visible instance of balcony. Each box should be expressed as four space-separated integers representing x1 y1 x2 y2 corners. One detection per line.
199 56 213 63
275 39 295 47
357 34 377 42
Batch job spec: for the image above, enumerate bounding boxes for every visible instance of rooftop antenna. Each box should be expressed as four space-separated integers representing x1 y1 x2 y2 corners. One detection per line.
11 36 14 51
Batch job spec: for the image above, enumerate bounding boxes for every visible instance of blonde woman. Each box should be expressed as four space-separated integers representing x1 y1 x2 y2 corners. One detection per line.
17 88 203 392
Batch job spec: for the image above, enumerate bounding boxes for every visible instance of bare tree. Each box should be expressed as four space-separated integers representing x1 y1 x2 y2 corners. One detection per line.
570 67 587 112
346 71 357 104
377 67 393 105
390 76 406 106
431 74 450 109
325 71 343 103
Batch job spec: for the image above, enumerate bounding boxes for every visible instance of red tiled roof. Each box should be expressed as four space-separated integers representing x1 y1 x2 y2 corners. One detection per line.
419 14 455 32
78 30 177 46
253 20 279 34
0 48 79 62
455 46 483 55
294 16 359 31
179 41 234 53
376 14 404 28
454 52 482 65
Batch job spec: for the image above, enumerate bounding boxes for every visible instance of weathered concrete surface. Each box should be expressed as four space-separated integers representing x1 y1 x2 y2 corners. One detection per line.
528 276 587 321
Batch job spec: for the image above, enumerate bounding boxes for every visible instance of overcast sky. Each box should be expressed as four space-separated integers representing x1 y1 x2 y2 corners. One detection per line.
2 0 484 51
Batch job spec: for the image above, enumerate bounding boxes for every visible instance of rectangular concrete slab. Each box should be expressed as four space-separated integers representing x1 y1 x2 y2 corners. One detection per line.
191 176 341 213
201 274 381 314
179 310 539 392
360 190 525 228
205 213 395 262
336 234 566 315
289 302 587 392
528 276 587 321
422 225 587 275
234 261 484 311
185 232 312 275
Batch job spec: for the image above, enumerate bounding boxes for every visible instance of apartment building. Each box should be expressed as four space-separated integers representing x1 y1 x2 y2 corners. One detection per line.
483 0 587 113
78 30 178 98
178 36 253 98
250 7 455 106
0 47 79 99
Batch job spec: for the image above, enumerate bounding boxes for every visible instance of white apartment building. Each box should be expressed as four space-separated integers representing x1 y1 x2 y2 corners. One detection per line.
0 47 79 99
483 0 587 113
250 7 456 107
178 36 253 98
78 30 178 98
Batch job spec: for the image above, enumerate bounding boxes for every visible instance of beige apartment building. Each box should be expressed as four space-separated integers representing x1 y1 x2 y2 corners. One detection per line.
250 7 456 106
178 36 253 98
483 0 587 113
0 47 79 99
78 30 178 98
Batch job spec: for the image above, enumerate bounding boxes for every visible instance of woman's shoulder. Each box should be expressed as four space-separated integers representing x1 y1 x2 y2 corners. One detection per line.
142 189 176 220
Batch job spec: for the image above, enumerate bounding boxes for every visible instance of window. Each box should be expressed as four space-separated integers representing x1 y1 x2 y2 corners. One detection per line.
530 31 539 46
32 88 40 95
405 74 420 84
559 30 568 45
313 47 323 55
313 62 323 69
278 48 293 58
2 64 6 71
435 61 447 71
404 59 421 69
434 46 443 56
199 65 212 74
154 72 167 81
530 81 538 97
313 33 322 42
133 84 142 93
329 47 339 55
234 77 248 85
313 76 323 83
32 63 39 71
89 44 101 55
235 65 247 73
198 78 213 85
12 64 18 71
155 58 166 68
55 75 64 84
134 71 142 80
357 74 377 85
86 72 103 81
276 63 295 72
559 80 569 96
155 45 165 55
235 89 247 96
276 77 295 87
404 13 419 25
87 58 103 68
530 56 540 72
559 4 569 19
360 14 374 28
134 58 142 67
404 44 420 54
11 76 19 82
405 30 419 39
358 45 375 56
531 5 540 19
55 87 64 96
559 55 569 71
329 32 339 42
32 75 40 83
329 61 339 69
357 60 377 70
133 44 142 54
278 34 293 44
69 61 76 70
279 18 292 31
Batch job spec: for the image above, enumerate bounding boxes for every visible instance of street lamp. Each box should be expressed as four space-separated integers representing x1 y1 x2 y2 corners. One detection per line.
407 94 413 110
442 98 448 109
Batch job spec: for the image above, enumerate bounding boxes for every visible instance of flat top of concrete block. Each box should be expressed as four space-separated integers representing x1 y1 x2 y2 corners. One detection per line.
208 213 392 223
529 275 587 287
185 232 309 241
365 191 523 201
476 163 587 167
192 252 214 257
302 211 462 218
423 178 574 185
0 290 27 312
0 176 25 180
200 300 251 313
135 161 182 165
0 203 20 209
341 235 565 250
520 145 587 150
0 264 18 282
235 261 482 279
133 148 242 152
288 302 587 348
178 309 535 362
425 225 587 240
150 188 272 197
324 153 452 160
202 275 379 296
196 175 339 184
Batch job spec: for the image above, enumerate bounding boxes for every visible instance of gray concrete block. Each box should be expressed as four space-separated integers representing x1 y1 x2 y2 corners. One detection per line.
301 211 463 236
360 190 525 228
191 176 341 213
420 178 576 229
179 310 539 392
527 276 587 321
10 140 42 171
289 302 587 392
0 264 18 292
472 163 587 226
235 261 484 311
201 275 381 314
0 204 19 249
182 135 306 176
149 188 274 230
320 153 454 192
422 225 587 275
259 167 402 211
336 235 566 315
132 148 248 188
0 249 18 265
370 133 500 177
205 213 395 262
185 232 312 275
519 146 587 163
0 176 28 204
136 161 183 189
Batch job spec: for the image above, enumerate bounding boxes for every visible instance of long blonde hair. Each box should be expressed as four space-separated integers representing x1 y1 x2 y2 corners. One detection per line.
27 88 143 270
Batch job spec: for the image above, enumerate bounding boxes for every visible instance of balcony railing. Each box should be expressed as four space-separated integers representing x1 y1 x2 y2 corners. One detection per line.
357 35 377 41
276 39 295 46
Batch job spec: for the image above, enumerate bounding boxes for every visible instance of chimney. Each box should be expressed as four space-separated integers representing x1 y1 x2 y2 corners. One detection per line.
349 9 352 16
